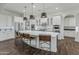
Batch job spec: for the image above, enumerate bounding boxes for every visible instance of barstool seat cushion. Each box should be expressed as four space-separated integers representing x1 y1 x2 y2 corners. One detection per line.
22 39 31 45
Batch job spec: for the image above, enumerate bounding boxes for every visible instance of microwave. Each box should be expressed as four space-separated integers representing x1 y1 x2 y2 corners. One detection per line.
53 25 60 29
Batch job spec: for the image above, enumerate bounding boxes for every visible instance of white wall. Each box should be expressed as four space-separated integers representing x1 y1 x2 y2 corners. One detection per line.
0 13 15 41
0 14 13 27
0 8 22 41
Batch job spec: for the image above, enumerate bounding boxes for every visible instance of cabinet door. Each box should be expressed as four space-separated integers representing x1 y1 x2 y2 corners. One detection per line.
39 18 48 25
64 16 75 26
64 31 75 37
53 16 61 25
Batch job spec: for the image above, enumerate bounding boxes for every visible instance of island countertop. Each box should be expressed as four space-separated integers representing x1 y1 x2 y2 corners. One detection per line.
19 30 59 37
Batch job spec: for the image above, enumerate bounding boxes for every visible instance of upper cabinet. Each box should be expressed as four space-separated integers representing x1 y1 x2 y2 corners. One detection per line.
39 18 49 26
52 16 61 25
64 15 76 26
14 16 25 31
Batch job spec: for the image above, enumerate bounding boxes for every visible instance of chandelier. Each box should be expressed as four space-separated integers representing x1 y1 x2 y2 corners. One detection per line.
29 3 35 19
41 4 47 18
41 12 47 18
23 6 27 21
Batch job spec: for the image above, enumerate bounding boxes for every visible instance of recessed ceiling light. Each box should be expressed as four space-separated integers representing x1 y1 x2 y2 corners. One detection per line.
23 10 25 12
56 7 58 10
33 5 36 8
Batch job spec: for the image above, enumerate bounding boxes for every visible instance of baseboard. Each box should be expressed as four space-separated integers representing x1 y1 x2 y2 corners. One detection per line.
64 36 75 39
0 38 15 42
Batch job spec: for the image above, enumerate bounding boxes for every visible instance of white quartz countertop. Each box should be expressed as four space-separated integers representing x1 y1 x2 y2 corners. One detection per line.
19 30 59 37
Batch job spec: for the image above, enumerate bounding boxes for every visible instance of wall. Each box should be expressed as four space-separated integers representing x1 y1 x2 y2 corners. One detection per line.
0 14 13 27
0 12 18 41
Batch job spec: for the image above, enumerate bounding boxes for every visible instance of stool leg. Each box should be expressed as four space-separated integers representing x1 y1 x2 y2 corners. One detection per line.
30 39 31 45
50 41 51 55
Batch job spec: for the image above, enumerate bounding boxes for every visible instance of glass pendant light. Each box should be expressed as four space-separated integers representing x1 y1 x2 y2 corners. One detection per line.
29 3 35 19
41 3 47 18
23 6 27 21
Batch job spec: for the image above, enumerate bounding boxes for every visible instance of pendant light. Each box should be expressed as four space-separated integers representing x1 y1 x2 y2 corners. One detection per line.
23 6 27 21
29 3 35 19
41 4 47 18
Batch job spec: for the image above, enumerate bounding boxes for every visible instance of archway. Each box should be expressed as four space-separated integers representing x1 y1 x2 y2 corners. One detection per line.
64 15 76 40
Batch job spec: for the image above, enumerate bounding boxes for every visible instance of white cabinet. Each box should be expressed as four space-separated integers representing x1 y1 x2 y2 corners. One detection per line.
30 20 36 30
64 30 75 37
0 28 15 41
30 20 36 24
52 16 64 40
14 16 25 31
75 14 79 42
39 18 48 25
64 15 76 26
75 32 79 42
53 16 61 25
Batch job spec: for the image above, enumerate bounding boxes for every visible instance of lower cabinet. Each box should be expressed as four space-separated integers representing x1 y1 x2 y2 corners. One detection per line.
64 30 75 38
0 30 15 41
75 32 79 42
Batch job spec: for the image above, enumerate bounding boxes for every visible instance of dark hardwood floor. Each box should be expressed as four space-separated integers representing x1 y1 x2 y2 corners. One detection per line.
0 37 79 55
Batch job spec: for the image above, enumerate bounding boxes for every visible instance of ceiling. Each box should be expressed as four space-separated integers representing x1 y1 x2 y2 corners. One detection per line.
1 3 79 16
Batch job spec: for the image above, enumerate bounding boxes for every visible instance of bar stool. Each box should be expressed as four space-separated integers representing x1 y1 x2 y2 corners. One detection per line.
21 33 36 54
22 34 37 47
15 31 20 38
15 32 24 52
15 32 22 46
30 35 37 47
22 33 31 45
39 35 51 51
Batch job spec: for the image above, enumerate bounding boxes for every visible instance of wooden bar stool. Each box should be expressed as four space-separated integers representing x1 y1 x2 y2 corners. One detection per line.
15 32 20 39
21 33 33 53
15 32 22 46
22 34 37 47
22 33 31 45
15 32 24 52
39 35 51 51
30 35 37 47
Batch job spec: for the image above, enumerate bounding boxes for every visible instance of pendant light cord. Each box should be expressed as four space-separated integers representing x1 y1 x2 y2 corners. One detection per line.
32 3 33 15
43 3 45 12
23 6 27 20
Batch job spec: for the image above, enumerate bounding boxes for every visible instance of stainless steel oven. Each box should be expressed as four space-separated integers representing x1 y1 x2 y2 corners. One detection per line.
53 25 60 32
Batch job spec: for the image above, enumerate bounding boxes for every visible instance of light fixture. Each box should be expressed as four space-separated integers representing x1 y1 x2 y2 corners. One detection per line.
41 4 47 18
33 5 36 8
23 6 27 21
41 12 47 18
56 7 58 10
29 3 35 19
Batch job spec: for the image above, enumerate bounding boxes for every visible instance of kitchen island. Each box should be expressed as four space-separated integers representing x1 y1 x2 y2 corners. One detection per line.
19 30 59 52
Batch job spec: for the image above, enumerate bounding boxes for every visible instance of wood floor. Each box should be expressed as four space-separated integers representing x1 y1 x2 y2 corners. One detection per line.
0 37 79 55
